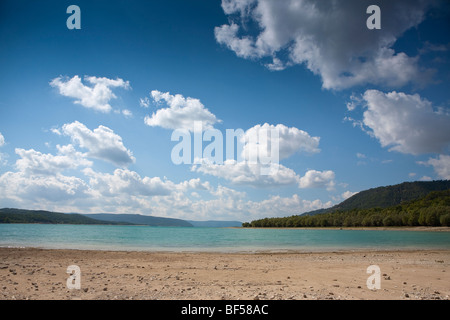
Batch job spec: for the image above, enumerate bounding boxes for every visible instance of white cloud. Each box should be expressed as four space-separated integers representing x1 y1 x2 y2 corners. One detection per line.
0 144 214 215
211 184 246 199
191 122 333 189
0 132 6 165
346 94 363 111
0 143 92 207
356 90 450 155
0 170 90 206
215 0 435 90
155 189 331 221
418 155 450 180
50 75 130 113
192 159 300 188
61 121 135 167
113 109 133 118
0 124 333 220
176 178 212 192
122 109 133 118
83 168 173 197
192 158 336 191
144 90 220 131
246 194 332 220
15 145 92 176
0 160 332 219
215 23 262 59
298 169 336 190
221 0 257 15
242 123 320 161
0 144 334 220
356 153 366 159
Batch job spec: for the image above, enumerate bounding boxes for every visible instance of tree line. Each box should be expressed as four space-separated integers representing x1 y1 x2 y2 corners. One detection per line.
243 190 450 228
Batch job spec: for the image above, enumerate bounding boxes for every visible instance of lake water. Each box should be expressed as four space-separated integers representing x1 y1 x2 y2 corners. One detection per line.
0 224 449 252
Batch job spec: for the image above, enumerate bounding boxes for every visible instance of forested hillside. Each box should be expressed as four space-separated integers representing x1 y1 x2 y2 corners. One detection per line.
0 208 128 225
243 189 450 228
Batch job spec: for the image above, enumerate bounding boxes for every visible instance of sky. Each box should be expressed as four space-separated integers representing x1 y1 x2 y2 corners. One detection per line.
0 0 449 222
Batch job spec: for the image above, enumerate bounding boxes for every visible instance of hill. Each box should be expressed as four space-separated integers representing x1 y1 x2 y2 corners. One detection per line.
83 213 193 227
0 208 239 227
308 180 450 216
243 181 450 228
0 208 128 225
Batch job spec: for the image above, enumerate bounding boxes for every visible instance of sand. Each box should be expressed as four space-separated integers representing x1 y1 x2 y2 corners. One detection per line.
0 247 449 300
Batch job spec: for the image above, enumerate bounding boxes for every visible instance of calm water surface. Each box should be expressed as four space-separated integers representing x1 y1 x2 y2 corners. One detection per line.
0 224 449 252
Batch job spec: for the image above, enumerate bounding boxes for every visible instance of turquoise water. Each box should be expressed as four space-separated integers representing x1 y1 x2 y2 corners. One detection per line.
0 224 449 252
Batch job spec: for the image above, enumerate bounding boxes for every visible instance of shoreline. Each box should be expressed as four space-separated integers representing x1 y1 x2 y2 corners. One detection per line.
237 226 450 232
1 245 450 255
1 247 448 300
1 223 450 232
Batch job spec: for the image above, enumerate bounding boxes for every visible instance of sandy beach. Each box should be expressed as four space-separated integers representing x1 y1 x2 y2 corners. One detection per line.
0 247 448 300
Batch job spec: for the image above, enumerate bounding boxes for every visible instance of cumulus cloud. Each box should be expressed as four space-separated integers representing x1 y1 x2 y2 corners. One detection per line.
211 184 246 199
1 149 330 220
418 155 450 180
176 178 212 192
0 132 4 147
192 159 300 188
0 138 92 208
50 75 130 113
157 188 331 221
192 159 336 191
298 169 336 190
144 90 220 131
0 145 333 220
246 194 332 220
352 90 450 155
0 143 93 207
242 123 320 161
83 168 173 197
0 123 333 220
61 121 135 167
215 0 436 90
15 145 92 176
191 122 334 189
0 171 90 206
0 144 214 215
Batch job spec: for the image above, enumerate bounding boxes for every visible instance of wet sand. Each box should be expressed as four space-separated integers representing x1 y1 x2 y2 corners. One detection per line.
0 247 448 300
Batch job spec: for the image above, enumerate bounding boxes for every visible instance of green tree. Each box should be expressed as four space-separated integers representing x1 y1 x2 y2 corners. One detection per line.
440 214 450 227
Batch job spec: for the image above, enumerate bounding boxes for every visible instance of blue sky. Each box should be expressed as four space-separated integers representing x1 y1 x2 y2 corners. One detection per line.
0 0 449 221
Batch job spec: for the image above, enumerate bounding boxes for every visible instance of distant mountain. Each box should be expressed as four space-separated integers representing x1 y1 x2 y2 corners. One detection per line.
187 220 243 228
0 208 240 228
83 213 193 227
306 180 450 216
0 208 128 225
